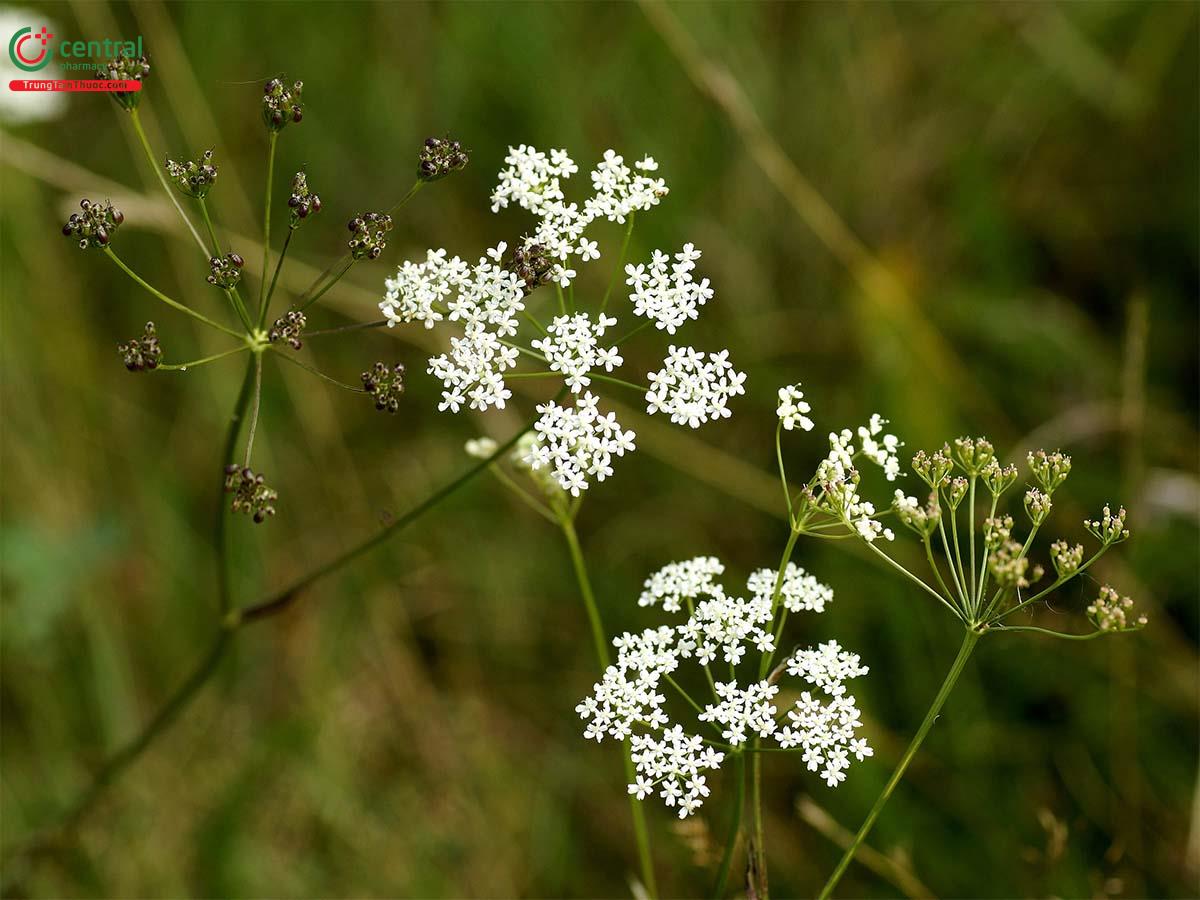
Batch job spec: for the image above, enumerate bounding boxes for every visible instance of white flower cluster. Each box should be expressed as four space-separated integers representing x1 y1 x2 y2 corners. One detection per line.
526 392 636 496
625 243 713 334
385 147 742 495
490 146 665 283
638 556 725 613
814 414 903 542
747 562 833 613
628 726 724 818
578 557 871 816
699 679 779 746
646 347 747 428
777 383 815 432
531 313 622 393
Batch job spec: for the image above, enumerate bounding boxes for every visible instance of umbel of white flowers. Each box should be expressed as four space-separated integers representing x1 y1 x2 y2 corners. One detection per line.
576 557 872 818
379 147 746 496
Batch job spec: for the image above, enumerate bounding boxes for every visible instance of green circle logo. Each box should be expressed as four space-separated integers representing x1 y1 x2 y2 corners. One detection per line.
9 26 55 72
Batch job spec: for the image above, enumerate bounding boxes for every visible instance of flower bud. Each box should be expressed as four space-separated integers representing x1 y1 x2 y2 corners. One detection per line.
1087 585 1146 632
165 148 218 199
981 459 1018 496
96 53 150 111
287 170 321 228
1028 449 1072 494
1085 504 1129 546
952 436 994 475
945 476 968 509
912 447 952 489
268 310 306 350
117 321 162 372
417 136 470 182
361 361 406 413
1050 540 1083 578
1024 487 1052 526
262 77 303 132
223 464 278 523
347 212 393 260
207 253 244 289
62 198 123 250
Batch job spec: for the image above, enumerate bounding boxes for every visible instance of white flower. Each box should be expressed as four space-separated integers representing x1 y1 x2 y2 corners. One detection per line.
426 324 519 413
746 563 833 613
629 726 724 818
646 346 746 428
776 692 871 788
777 384 814 432
786 640 869 697
699 680 779 746
858 414 902 481
639 557 725 613
625 244 713 334
490 144 579 214
531 313 621 393
677 586 775 667
526 392 636 495
578 239 600 262
584 150 669 225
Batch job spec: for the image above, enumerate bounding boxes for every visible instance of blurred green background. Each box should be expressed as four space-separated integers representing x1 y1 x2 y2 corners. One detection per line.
1 2 1197 897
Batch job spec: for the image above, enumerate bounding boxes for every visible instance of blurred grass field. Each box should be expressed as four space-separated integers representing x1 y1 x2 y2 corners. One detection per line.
1 1 1198 897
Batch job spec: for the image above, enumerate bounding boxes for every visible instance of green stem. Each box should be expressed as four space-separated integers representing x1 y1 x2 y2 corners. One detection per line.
258 131 278 324
712 751 745 898
861 537 965 623
197 199 254 331
216 358 258 614
751 747 768 898
237 392 567 624
271 348 368 392
968 477 978 610
600 213 635 313
263 227 293 316
128 108 209 257
775 422 792 520
104 248 242 338
297 258 355 313
557 513 658 898
988 624 1106 641
302 319 388 339
817 629 981 899
243 353 263 467
158 345 250 371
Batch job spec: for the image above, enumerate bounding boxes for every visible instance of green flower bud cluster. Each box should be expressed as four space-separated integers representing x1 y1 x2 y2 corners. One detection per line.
118 321 162 372
361 361 406 413
224 465 278 524
62 198 124 249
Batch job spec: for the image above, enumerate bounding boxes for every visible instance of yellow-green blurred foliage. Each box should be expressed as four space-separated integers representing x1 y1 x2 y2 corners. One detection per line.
1 2 1197 897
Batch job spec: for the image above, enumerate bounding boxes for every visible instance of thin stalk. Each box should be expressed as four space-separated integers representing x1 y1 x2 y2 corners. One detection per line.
104 248 242 338
58 630 231 832
922 536 960 617
712 751 745 899
302 319 388 339
974 494 999 614
257 131 278 324
615 318 653 347
751 748 768 898
127 108 209 257
216 359 257 614
197 198 254 331
272 349 368 392
243 354 263 467
297 258 355 312
386 180 423 216
861 537 965 623
968 477 977 609
775 422 792 519
263 227 294 314
935 514 968 607
600 213 636 313
988 624 1106 641
158 345 250 371
949 503 968 608
238 390 568 624
818 629 981 899
557 513 657 897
